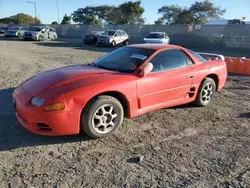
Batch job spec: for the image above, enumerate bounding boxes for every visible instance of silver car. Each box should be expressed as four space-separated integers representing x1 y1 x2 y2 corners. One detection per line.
143 32 170 44
23 26 57 41
4 26 27 38
96 30 129 47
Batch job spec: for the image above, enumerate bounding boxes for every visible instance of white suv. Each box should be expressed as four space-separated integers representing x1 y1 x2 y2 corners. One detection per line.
96 30 129 47
143 32 170 44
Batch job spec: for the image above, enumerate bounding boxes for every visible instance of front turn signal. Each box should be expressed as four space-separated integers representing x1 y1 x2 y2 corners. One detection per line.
44 102 65 112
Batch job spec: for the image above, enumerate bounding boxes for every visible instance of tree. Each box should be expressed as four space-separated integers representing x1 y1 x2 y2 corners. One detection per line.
156 0 226 25
158 5 182 25
72 7 101 24
51 21 58 25
61 14 71 24
154 18 165 25
71 1 145 25
117 1 145 24
0 13 41 24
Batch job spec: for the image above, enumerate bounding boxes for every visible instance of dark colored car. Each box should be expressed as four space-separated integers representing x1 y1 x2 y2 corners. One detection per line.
0 27 8 34
83 31 105 44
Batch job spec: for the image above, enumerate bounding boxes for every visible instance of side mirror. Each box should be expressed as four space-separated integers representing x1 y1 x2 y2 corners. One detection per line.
140 62 153 77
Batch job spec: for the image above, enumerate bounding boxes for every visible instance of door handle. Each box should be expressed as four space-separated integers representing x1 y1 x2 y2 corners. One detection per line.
187 75 194 79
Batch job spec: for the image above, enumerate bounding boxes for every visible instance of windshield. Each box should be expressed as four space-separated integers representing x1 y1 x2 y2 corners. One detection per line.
93 47 155 73
9 26 21 30
28 27 42 31
147 33 164 38
103 30 116 36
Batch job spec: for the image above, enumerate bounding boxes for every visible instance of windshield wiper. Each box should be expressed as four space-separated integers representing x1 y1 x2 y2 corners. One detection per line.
96 65 119 72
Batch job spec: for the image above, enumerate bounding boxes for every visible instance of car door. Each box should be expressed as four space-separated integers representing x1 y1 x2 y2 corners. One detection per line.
41 28 49 40
20 28 27 36
115 31 122 44
137 49 194 109
49 28 56 39
120 31 127 42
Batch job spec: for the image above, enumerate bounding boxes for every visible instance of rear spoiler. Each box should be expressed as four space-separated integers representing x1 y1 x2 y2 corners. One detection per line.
197 52 225 61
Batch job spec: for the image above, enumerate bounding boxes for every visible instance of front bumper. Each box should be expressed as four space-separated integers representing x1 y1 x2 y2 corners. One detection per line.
96 41 112 46
23 36 37 40
4 33 17 37
12 85 80 136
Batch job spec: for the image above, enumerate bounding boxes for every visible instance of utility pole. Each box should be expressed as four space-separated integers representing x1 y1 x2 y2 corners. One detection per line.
56 0 60 24
27 1 37 20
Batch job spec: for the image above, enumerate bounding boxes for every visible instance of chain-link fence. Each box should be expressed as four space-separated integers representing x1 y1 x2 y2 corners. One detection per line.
1 23 250 49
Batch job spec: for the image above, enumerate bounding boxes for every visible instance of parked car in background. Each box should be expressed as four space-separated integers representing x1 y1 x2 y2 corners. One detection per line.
13 44 227 138
4 26 27 38
96 30 129 47
204 19 246 25
0 27 8 34
143 32 170 44
83 31 105 44
23 26 57 41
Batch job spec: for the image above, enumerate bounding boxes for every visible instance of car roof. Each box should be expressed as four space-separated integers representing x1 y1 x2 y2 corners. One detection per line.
107 29 124 32
128 44 182 51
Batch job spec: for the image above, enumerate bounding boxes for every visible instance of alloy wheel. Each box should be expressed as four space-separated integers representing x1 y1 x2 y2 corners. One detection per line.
91 104 119 134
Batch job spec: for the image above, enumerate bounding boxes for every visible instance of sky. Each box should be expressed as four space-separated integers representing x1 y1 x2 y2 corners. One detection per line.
0 0 250 24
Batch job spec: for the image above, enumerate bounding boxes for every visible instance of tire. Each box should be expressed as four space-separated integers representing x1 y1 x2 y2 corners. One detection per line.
81 95 124 138
194 77 216 107
111 41 116 47
123 40 129 46
17 33 21 38
52 35 56 40
38 35 43 41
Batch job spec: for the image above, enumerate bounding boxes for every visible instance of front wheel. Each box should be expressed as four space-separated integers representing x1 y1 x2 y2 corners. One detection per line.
38 35 43 41
194 77 216 107
81 95 124 138
111 41 116 47
17 33 21 38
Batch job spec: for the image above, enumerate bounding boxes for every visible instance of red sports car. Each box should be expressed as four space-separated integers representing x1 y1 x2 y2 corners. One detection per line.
13 44 227 138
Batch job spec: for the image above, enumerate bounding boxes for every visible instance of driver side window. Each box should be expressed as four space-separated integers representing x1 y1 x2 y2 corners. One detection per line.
149 49 188 72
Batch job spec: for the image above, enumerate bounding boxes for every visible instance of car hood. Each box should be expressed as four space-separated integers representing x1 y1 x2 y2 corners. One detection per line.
22 65 121 96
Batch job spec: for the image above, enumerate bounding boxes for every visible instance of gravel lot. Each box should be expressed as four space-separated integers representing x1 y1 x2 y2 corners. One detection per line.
0 36 250 188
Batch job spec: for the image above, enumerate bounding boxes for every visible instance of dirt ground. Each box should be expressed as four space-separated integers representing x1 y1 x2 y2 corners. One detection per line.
0 36 250 188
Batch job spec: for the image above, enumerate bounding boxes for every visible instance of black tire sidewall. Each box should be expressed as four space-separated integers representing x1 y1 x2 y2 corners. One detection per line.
81 96 124 138
195 78 216 106
124 40 128 46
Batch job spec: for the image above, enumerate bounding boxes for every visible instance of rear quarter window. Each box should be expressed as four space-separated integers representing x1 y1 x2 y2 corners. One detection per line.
187 49 207 62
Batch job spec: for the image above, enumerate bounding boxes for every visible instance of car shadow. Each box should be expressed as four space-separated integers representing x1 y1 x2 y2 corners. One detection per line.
34 37 123 53
0 36 25 42
0 87 94 151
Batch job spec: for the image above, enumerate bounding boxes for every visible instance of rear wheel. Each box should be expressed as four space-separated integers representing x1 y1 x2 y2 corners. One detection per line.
123 40 129 46
81 95 124 138
195 77 216 107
